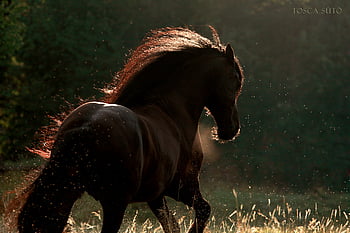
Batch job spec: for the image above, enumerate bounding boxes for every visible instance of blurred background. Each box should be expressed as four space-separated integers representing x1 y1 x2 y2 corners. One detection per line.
1 0 349 192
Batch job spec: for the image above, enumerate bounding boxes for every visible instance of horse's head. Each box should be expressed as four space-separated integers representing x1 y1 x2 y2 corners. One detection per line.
206 44 244 141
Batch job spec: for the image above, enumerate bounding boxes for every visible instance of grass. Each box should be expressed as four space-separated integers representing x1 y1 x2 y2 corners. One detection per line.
64 190 350 233
1 161 349 232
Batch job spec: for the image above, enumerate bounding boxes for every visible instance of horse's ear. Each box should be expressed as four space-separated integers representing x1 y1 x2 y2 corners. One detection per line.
225 44 235 60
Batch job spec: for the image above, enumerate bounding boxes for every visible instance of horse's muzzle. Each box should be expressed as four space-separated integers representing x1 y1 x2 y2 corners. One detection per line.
217 125 240 141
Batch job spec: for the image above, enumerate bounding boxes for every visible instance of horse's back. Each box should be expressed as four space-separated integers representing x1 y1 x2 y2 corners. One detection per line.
53 102 144 200
58 102 142 154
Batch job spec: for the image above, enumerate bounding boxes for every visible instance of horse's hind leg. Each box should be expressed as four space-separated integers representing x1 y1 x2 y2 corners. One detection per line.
100 198 127 233
148 196 180 233
17 166 83 233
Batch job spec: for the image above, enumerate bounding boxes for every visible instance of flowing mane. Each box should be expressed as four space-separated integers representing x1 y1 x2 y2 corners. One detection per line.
103 27 226 105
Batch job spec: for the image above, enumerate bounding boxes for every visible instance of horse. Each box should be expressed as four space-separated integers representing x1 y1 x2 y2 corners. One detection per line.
11 27 244 233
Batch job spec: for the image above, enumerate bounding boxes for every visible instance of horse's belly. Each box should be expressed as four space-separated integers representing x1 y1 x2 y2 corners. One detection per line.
132 167 176 202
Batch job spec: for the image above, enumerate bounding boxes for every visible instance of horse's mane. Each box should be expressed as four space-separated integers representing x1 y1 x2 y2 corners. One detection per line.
103 26 225 105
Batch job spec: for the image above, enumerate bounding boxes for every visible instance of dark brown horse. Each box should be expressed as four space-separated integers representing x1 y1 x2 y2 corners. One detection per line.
12 27 244 233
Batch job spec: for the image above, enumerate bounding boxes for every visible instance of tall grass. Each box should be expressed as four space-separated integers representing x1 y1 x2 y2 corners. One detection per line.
58 190 350 233
225 189 350 233
1 196 349 233
63 205 349 233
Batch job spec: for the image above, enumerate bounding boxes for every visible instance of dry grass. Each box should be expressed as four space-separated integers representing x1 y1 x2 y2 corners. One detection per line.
62 205 350 233
1 199 349 233
60 190 349 233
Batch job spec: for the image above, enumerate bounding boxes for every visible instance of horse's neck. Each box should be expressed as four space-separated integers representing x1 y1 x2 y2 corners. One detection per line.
156 63 213 140
156 88 207 141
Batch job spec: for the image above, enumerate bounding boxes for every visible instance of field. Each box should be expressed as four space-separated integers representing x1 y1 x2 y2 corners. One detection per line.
1 159 349 233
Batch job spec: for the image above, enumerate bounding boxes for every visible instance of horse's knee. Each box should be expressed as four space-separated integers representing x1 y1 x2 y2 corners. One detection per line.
187 197 211 233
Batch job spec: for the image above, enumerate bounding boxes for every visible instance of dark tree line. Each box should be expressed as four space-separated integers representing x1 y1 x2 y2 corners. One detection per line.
1 0 349 190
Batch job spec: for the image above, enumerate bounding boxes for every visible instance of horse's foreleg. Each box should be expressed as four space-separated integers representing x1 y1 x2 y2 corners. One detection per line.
185 134 211 233
188 191 211 233
148 196 180 233
176 178 211 233
100 199 127 233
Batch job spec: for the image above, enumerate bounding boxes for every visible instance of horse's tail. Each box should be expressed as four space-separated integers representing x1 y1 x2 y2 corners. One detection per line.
5 128 91 233
3 169 41 232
